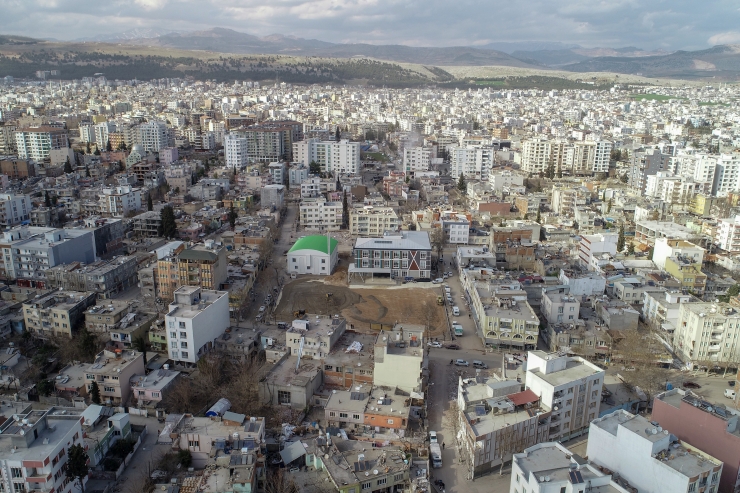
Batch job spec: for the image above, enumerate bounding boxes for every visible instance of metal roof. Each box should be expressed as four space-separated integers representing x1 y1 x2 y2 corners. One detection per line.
289 235 338 255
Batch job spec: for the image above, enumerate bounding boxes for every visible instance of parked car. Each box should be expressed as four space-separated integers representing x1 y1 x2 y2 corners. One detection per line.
473 360 488 369
730 380 736 387
446 271 454 277
446 344 461 350
725 389 737 399
452 306 460 316
427 341 443 348
429 430 438 443
433 278 444 284
455 359 469 366
683 381 702 389
259 306 266 313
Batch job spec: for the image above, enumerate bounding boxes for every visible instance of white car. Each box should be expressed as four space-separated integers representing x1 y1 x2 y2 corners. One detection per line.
429 430 438 443
427 341 443 348
455 359 469 367
433 278 444 284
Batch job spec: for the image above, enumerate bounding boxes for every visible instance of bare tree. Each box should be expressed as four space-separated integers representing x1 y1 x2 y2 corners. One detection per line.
443 400 462 450
613 329 670 405
264 468 298 493
430 227 448 262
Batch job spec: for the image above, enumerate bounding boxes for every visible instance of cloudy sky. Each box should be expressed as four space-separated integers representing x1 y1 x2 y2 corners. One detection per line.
2 0 740 50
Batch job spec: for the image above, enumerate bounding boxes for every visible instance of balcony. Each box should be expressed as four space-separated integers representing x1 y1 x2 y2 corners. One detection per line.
708 345 721 352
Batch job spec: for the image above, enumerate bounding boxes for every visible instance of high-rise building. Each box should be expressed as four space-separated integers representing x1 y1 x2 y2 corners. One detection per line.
136 121 168 152
224 133 248 168
157 241 227 302
293 139 360 174
15 126 69 161
0 193 31 228
674 302 740 366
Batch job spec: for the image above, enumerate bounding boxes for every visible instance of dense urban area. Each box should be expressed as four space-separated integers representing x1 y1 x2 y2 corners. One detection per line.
0 71 739 493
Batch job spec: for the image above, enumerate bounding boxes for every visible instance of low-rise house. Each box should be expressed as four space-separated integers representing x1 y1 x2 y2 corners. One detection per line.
213 326 261 363
286 315 346 359
593 298 640 331
129 367 180 409
259 355 323 409
541 286 580 325
82 348 146 405
85 301 156 349
373 324 426 395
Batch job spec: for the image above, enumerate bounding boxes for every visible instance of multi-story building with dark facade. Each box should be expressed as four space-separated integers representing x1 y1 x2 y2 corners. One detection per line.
350 231 432 280
45 256 139 299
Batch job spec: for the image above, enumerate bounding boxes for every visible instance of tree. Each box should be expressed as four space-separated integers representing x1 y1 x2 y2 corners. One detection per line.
335 126 341 142
106 140 112 152
617 223 625 252
613 329 670 406
627 242 635 255
620 173 629 184
134 336 149 369
85 166 90 177
607 198 613 214
66 443 90 493
90 380 101 404
718 284 740 303
647 246 654 261
457 173 466 193
536 209 541 224
443 400 462 454
44 191 51 208
159 206 178 239
342 191 349 229
64 156 73 174
147 193 153 212
309 160 321 175
177 450 192 468
430 227 447 261
86 142 91 154
572 220 579 231
93 146 101 156
228 205 238 230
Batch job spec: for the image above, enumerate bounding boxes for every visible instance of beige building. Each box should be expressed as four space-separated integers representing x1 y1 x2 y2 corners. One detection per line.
674 302 740 367
157 241 227 301
83 348 146 405
373 324 426 395
85 300 157 349
349 206 399 235
22 290 97 339
470 281 539 350
285 316 347 359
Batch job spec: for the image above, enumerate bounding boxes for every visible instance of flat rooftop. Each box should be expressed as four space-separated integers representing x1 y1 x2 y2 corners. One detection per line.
0 408 83 462
528 360 602 388
263 356 321 387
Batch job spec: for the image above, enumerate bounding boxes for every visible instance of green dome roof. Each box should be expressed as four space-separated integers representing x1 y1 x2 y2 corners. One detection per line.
289 235 338 255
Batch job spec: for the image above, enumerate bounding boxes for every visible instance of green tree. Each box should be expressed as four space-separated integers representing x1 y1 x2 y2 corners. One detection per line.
309 160 321 175
147 193 153 211
86 142 91 154
228 205 238 230
159 206 178 239
37 379 54 396
93 146 101 156
134 336 149 369
64 157 73 174
430 227 447 261
536 209 541 224
90 381 101 404
106 140 112 152
718 284 740 303
647 246 654 261
627 242 635 255
617 223 625 252
620 173 629 184
607 198 613 214
177 450 192 467
342 191 349 229
572 220 579 231
66 444 90 493
44 191 51 207
335 126 341 141
457 173 466 193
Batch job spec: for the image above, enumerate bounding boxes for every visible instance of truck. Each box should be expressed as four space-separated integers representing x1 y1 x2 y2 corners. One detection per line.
430 442 442 468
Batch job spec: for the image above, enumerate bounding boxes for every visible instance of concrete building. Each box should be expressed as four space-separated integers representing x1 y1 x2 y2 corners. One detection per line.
525 351 605 441
293 139 361 174
653 238 705 270
260 184 285 209
136 121 168 152
267 161 285 184
449 145 496 181
131 211 161 237
674 302 740 367
285 315 346 359
45 256 139 299
157 241 227 301
224 133 249 168
541 286 580 325
299 198 342 231
373 324 425 394
579 233 619 270
0 407 87 493
653 388 740 493
349 206 399 236
84 300 156 348
101 185 142 217
300 176 337 198
259 355 323 409
403 146 432 174
288 163 309 188
588 410 723 493
717 216 740 253
642 290 694 334
0 158 35 179
558 269 606 296
81 348 145 405
664 255 707 295
470 281 539 349
511 442 631 493
0 193 31 228
130 367 180 409
22 290 97 339
165 286 230 365
442 215 470 244
15 126 69 161
350 231 432 281
286 235 338 276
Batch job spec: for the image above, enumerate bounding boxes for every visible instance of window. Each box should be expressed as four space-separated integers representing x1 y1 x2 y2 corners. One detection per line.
362 482 372 490
10 468 22 478
171 341 178 348
278 391 291 405
104 386 115 392
376 478 386 486
152 392 160 398
181 351 188 358
180 331 187 338
387 419 394 424
179 321 185 328
353 414 360 420
181 342 188 348
170 331 176 338
329 412 336 417
188 440 199 447
688 482 697 492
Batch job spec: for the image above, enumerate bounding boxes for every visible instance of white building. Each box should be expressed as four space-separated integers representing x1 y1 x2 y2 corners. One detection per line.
299 198 342 231
349 206 399 236
79 124 95 144
0 407 88 493
642 290 693 334
300 176 336 198
15 126 69 161
261 184 285 209
137 121 169 153
652 238 704 270
714 153 740 197
588 410 723 493
441 215 470 244
267 162 285 184
449 145 496 181
511 442 630 493
525 351 604 441
591 140 613 174
94 122 116 147
288 163 309 188
286 235 338 276
0 193 31 227
224 133 248 169
579 233 618 270
292 139 360 174
673 302 740 366
403 146 432 174
520 138 553 174
558 270 606 296
716 215 740 252
165 286 230 365
102 185 142 217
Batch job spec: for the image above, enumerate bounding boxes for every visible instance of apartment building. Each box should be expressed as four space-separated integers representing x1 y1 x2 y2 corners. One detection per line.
0 158 35 179
0 407 87 493
157 241 227 301
714 153 740 197
22 290 97 339
130 367 180 408
131 211 161 237
0 123 17 154
285 316 346 359
293 139 361 174
653 238 705 270
520 138 553 174
163 164 192 193
579 233 619 270
449 145 496 181
288 163 309 188
588 410 723 493
551 186 590 215
471 281 539 349
441 215 470 244
457 375 551 478
81 348 145 405
511 442 631 493
320 440 410 493
349 206 399 235
300 176 337 198
299 198 342 231
716 216 740 253
664 255 707 294
84 301 156 349
674 302 740 367
0 193 31 228
351 231 432 280
403 146 432 174
15 126 69 161
628 148 670 194
165 286 230 365
101 186 142 217
261 184 285 209
224 133 249 168
45 256 138 299
653 388 740 493
642 290 694 334
541 286 580 325
373 324 425 394
136 121 168 152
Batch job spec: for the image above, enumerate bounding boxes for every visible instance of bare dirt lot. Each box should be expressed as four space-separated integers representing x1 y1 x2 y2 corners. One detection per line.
275 279 448 337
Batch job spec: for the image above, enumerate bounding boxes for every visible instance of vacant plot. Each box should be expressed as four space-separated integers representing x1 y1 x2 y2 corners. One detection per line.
275 279 448 336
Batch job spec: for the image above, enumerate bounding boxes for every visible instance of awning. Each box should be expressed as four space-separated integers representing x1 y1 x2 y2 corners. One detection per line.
507 389 539 407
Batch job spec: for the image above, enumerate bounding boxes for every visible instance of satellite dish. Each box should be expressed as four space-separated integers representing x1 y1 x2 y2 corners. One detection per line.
373 470 379 475
539 476 545 482
365 472 369 477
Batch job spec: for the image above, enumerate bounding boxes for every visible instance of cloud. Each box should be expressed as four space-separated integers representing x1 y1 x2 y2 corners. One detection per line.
0 0 738 50
708 31 740 45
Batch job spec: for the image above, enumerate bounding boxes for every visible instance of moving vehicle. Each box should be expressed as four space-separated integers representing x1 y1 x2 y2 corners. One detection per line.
455 359 469 366
430 442 442 468
427 341 442 348
452 306 460 316
453 323 463 336
683 381 702 389
473 360 488 369
433 278 444 284
429 430 438 443
446 344 460 350
725 389 736 399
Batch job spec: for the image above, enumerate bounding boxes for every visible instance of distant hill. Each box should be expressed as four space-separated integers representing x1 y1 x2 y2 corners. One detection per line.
562 45 740 78
510 47 672 68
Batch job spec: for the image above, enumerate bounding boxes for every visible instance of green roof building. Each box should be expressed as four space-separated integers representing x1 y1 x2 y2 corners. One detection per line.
287 235 339 276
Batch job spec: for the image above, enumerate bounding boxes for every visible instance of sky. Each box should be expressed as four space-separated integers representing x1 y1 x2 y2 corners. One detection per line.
2 0 740 50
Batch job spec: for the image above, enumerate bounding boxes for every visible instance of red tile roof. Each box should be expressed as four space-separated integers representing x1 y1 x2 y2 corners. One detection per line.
507 389 539 406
